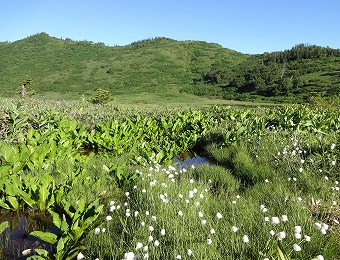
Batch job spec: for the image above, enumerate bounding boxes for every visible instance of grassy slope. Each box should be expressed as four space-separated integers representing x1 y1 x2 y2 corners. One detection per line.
1 33 339 104
0 33 247 100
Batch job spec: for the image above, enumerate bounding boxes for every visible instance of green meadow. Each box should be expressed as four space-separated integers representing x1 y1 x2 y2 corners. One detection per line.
0 97 339 260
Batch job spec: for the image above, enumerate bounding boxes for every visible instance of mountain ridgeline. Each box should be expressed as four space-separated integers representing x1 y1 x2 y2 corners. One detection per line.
1 32 339 103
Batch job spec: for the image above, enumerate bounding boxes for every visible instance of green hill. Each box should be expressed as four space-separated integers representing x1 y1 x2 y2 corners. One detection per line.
0 33 247 98
1 33 339 103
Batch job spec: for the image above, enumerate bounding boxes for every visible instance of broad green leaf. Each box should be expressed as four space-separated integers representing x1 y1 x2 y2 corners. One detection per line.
0 221 9 234
17 189 35 208
56 235 69 254
33 248 49 257
48 209 62 229
0 199 10 210
30 231 58 244
7 196 19 210
73 199 85 222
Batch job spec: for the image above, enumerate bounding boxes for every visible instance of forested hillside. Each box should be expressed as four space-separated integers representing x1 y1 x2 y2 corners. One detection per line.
1 33 339 103
185 44 340 103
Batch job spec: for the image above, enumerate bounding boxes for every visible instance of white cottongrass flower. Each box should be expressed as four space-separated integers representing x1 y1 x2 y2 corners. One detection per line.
145 211 150 216
293 244 301 252
316 255 324 260
160 229 166 235
314 222 322 230
271 216 280 225
141 221 145 226
201 219 207 225
176 255 182 260
77 253 85 260
106 215 112 221
264 217 269 222
123 252 136 260
242 235 249 243
321 223 329 230
294 233 302 239
277 231 286 240
94 228 100 234
134 211 139 217
332 160 336 166
216 212 223 219
178 211 183 216
148 235 153 242
207 238 212 245
143 253 149 259
281 215 288 222
148 226 154 232
198 211 203 218
232 200 237 205
154 240 160 247
143 245 149 252
110 205 116 211
231 226 238 232
136 242 143 250
210 228 216 234
101 228 106 233
294 226 302 234
269 230 275 236
151 216 156 221
187 249 193 256
178 194 183 199
304 235 311 241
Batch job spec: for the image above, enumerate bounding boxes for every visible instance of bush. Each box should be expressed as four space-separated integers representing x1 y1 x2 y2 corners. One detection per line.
89 88 113 105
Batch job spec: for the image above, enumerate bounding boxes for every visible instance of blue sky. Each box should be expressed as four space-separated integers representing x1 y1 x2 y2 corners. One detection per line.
1 0 339 54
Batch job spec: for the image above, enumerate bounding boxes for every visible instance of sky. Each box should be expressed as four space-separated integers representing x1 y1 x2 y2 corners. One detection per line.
1 0 340 54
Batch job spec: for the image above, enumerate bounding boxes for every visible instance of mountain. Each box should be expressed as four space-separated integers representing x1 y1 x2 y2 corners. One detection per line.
1 33 339 103
0 33 247 98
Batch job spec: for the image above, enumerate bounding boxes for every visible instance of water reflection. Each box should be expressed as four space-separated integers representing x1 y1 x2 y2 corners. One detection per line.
0 208 55 260
174 151 210 167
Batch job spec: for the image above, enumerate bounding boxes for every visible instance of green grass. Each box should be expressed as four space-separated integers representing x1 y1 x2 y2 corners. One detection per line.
0 99 339 259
